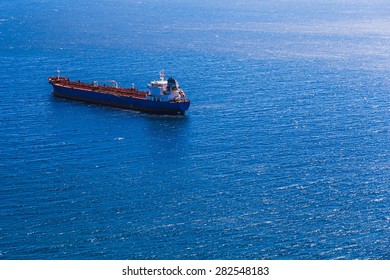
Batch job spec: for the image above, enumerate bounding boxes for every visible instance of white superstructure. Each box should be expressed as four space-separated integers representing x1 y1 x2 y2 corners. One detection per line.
146 69 187 102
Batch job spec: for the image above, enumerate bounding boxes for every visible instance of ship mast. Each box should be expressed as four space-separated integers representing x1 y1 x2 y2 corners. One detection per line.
159 68 165 81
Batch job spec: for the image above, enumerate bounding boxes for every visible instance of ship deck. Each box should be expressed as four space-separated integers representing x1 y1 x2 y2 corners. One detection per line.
49 77 148 99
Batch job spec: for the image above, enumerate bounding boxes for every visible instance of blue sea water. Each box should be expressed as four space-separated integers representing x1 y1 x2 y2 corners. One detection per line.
0 0 389 259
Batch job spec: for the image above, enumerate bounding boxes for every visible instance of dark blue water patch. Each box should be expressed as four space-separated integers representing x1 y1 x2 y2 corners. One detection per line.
1 1 390 260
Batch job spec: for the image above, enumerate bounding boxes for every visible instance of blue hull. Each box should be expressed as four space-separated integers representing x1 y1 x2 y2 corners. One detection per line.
51 84 190 115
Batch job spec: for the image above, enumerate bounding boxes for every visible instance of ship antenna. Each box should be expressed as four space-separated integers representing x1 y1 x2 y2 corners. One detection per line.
57 69 60 79
160 67 165 81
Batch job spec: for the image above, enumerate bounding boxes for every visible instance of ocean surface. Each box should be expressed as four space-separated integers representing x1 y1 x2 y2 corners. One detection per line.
0 0 389 259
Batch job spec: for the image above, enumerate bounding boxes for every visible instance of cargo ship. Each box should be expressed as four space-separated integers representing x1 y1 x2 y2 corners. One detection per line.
48 70 190 115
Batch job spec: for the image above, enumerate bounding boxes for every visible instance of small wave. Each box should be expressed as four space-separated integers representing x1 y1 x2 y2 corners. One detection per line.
371 198 385 203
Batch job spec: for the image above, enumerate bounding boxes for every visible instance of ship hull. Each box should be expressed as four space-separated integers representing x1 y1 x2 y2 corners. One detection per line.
51 84 190 115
